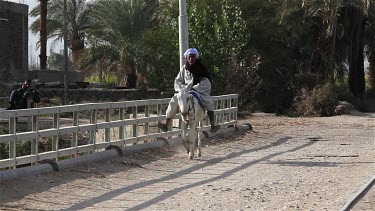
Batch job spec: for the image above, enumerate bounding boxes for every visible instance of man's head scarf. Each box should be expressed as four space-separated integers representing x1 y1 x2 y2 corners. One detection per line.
183 48 199 59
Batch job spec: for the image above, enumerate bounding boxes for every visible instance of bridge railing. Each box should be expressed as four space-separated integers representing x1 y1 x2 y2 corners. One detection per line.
0 94 238 170
0 97 8 108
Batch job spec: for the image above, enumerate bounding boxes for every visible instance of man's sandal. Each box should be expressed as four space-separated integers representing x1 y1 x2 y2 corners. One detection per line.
157 122 169 132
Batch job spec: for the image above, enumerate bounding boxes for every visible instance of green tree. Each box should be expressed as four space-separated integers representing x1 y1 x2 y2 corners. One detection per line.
187 0 250 88
281 0 371 99
234 0 298 111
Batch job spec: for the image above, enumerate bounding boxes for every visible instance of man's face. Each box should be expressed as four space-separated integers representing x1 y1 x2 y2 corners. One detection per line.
187 54 197 65
22 81 31 89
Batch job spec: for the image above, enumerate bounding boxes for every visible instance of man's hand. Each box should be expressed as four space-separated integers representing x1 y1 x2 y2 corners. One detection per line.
185 80 194 90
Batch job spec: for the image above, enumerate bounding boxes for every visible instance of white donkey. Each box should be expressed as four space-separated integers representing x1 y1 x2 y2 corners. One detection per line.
176 85 206 159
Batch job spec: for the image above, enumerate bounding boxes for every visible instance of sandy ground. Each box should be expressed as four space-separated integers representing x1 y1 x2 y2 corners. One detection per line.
0 112 374 211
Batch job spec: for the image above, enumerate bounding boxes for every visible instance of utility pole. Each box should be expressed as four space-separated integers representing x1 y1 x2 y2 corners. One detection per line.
63 0 68 104
179 0 189 69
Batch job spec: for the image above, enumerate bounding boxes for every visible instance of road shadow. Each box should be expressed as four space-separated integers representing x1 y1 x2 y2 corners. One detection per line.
0 128 250 206
61 136 317 210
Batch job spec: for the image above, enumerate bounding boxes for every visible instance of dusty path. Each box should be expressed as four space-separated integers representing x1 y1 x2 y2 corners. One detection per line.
0 113 374 210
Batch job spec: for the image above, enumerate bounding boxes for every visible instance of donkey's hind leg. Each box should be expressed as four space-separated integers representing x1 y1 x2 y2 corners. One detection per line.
197 120 203 157
188 122 196 159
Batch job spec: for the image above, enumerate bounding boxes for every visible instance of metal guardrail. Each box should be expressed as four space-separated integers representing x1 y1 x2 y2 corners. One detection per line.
0 94 238 170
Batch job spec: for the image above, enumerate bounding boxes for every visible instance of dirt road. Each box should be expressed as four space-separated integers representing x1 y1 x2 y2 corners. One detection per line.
0 113 374 210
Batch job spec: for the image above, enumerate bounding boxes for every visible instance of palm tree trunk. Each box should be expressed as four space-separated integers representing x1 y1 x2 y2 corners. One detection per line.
99 61 103 84
348 7 366 99
369 51 375 90
70 33 85 67
39 0 48 70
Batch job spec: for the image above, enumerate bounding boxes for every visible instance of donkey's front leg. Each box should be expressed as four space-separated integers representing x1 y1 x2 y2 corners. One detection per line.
182 122 190 154
188 121 196 159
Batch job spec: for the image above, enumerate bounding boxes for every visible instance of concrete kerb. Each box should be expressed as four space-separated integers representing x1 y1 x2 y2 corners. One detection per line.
0 124 252 183
339 175 375 211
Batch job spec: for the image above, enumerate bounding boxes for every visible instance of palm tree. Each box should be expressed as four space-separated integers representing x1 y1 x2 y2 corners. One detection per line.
81 0 158 87
30 0 92 67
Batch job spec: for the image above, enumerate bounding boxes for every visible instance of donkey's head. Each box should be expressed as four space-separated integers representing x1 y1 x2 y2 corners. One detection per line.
177 89 195 123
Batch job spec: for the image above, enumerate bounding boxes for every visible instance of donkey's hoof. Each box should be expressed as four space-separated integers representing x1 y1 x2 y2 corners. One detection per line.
188 152 194 159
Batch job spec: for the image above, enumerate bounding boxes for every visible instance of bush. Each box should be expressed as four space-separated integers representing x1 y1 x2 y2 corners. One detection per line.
0 127 9 159
293 83 338 117
0 81 10 97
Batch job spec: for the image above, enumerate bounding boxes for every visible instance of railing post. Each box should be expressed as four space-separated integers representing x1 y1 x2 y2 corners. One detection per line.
157 104 162 133
229 97 233 122
235 96 238 121
72 111 79 153
105 108 110 143
8 117 16 169
214 99 219 126
144 104 150 142
221 99 225 125
89 108 97 153
132 106 138 144
52 113 59 160
31 115 38 164
226 98 231 122
119 107 125 141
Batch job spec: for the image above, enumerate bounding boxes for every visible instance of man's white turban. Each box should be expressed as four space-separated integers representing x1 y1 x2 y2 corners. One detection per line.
183 48 199 59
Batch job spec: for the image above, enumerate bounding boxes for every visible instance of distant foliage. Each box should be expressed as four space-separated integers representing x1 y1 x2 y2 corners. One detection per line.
0 127 8 159
47 52 64 70
0 81 9 97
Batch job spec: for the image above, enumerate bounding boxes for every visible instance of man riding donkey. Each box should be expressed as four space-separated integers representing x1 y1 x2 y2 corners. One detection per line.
158 48 221 133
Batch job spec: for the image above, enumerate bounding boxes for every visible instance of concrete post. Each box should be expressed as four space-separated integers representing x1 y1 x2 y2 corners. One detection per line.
179 0 189 69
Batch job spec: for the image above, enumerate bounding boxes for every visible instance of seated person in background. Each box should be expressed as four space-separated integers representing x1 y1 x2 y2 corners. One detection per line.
6 80 41 110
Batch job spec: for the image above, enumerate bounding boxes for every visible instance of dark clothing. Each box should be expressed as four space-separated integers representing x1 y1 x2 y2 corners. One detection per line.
185 59 212 85
7 88 41 110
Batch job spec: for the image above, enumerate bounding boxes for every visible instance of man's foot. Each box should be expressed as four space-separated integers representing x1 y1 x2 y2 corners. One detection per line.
210 125 221 133
157 122 169 132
